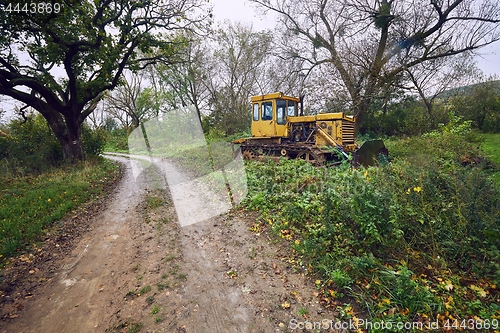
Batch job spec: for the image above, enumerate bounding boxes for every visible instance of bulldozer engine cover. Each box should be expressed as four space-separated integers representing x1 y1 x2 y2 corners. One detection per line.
352 140 388 167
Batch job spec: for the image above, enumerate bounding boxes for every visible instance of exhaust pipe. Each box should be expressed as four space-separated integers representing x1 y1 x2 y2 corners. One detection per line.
299 95 304 116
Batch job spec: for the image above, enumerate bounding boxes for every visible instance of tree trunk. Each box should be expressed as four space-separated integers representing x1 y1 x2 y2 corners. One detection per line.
424 99 436 129
60 121 83 163
45 111 84 163
353 96 371 134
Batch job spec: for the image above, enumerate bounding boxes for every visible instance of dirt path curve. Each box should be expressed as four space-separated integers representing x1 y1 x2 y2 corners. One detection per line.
1 155 337 333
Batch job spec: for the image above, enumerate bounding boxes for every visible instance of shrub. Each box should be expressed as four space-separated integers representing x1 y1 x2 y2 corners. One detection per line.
1 114 63 175
1 114 109 176
81 123 107 157
104 127 130 152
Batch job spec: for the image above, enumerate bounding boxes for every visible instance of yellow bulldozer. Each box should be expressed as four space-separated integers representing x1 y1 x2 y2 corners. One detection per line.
233 92 387 167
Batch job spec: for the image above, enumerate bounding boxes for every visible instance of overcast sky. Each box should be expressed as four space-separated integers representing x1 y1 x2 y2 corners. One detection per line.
210 0 273 29
210 0 500 78
1 0 498 119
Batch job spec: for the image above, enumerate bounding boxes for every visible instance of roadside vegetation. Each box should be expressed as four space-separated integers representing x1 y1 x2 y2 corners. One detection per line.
242 118 500 330
0 114 118 262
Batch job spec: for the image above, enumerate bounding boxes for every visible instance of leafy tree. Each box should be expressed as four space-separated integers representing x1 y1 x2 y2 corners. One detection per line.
0 0 210 162
449 79 500 132
250 0 500 130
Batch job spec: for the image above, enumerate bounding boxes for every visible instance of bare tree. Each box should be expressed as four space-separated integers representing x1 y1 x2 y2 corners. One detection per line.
104 71 156 129
149 34 211 124
86 102 108 129
250 0 500 129
404 53 483 124
148 23 305 134
258 51 307 97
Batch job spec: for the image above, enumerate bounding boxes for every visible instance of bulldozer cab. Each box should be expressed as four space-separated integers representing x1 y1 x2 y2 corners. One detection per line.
250 93 299 138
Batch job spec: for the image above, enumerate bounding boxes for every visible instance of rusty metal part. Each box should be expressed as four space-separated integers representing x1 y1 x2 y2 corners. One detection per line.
296 149 326 166
242 149 256 160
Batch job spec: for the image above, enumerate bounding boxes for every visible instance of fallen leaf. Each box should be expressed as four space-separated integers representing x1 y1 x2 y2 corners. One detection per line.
470 285 487 297
443 280 454 291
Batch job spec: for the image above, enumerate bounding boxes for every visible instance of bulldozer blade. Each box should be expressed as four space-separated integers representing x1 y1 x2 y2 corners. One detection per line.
352 140 388 167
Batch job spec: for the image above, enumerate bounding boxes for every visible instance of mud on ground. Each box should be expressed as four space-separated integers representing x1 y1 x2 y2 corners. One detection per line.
1 156 341 333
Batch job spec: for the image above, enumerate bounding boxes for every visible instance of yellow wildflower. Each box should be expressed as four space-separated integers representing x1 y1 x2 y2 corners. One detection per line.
380 298 391 306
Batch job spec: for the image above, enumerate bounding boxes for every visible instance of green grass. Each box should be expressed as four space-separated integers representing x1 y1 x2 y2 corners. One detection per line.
482 133 500 163
139 285 151 295
297 307 309 316
481 133 500 187
146 194 165 209
150 304 159 315
0 158 120 260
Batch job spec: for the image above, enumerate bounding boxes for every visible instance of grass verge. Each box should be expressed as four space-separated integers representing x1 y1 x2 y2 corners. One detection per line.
0 158 120 261
481 133 500 188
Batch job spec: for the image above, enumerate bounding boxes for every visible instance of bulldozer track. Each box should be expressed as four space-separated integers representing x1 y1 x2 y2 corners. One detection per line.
240 142 336 166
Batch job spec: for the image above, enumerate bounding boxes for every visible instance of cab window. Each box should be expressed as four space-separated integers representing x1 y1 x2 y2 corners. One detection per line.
253 103 259 121
277 99 286 125
287 101 296 117
262 102 273 120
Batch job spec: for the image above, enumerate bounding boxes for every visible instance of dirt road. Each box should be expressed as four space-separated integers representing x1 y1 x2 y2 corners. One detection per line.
1 156 337 333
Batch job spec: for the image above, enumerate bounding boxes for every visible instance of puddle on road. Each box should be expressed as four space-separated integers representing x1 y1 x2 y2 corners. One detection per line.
61 278 77 287
104 234 119 241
